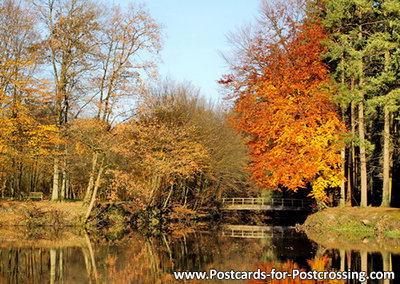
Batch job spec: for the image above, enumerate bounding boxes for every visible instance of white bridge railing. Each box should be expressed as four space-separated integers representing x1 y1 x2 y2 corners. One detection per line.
221 198 309 210
221 225 300 239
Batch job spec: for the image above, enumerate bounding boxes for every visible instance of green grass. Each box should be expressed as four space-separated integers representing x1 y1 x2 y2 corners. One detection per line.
329 221 375 239
384 230 400 239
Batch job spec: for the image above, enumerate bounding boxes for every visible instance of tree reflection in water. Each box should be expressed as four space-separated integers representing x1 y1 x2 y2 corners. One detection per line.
0 227 398 283
249 255 345 284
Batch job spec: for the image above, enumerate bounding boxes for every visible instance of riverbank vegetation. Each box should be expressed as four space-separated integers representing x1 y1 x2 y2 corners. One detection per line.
303 207 400 253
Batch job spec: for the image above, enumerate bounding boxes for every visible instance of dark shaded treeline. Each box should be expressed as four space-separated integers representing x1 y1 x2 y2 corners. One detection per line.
314 0 400 207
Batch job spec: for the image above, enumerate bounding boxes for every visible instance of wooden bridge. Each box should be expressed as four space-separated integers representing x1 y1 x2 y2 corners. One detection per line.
221 225 300 239
221 198 310 211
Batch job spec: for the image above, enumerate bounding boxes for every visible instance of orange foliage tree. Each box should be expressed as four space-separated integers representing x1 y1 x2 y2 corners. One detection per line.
0 0 57 197
220 0 346 202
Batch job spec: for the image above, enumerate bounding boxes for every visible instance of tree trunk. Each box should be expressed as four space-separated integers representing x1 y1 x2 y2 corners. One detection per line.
382 107 390 206
50 249 56 284
347 251 352 270
382 32 392 207
358 24 367 207
59 249 64 283
340 148 345 206
340 56 346 206
85 156 104 221
162 184 174 210
382 252 392 284
359 100 368 207
340 249 345 271
360 251 368 274
65 176 70 199
51 156 60 201
1 179 6 198
85 234 98 282
61 170 66 201
389 113 393 205
29 164 34 193
84 152 98 205
81 246 93 284
148 174 159 206
60 148 68 201
347 99 356 206
346 159 352 206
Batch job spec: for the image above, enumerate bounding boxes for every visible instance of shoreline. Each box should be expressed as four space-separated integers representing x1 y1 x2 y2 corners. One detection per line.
3 199 400 253
302 206 400 253
0 200 217 233
0 200 87 227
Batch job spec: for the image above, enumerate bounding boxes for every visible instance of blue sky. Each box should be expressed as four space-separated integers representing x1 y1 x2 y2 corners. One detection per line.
116 0 261 102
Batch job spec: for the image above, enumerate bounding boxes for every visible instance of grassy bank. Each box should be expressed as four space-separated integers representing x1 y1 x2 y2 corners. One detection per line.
0 200 87 227
0 200 216 235
303 207 400 253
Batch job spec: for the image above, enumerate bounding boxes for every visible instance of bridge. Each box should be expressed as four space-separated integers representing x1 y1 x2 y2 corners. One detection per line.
221 198 310 211
221 225 300 239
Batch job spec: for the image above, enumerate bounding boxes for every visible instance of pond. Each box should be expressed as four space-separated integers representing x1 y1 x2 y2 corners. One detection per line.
0 225 398 283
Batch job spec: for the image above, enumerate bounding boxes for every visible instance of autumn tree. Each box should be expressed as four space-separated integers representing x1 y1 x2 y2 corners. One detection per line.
220 0 346 203
107 81 251 210
112 115 209 208
144 82 252 205
27 0 162 208
68 3 163 220
78 2 162 210
93 3 162 123
31 0 102 200
63 119 114 219
0 0 57 197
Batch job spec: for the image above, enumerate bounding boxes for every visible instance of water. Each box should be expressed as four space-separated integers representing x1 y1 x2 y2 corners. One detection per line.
0 226 398 283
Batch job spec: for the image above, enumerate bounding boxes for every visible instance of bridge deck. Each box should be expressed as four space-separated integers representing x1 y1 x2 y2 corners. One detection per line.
221 198 310 211
221 225 300 239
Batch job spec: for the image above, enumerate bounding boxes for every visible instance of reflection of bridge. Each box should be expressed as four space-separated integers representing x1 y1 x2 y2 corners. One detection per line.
221 198 310 211
221 225 300 239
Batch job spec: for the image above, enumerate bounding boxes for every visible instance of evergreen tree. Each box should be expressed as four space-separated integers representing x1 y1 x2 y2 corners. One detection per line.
319 0 400 207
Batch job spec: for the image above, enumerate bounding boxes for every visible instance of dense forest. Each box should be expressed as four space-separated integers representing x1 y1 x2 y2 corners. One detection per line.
1 0 400 213
220 0 400 208
0 0 251 213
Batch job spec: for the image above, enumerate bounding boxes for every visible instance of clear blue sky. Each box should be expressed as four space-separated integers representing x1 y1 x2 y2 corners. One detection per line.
116 0 261 102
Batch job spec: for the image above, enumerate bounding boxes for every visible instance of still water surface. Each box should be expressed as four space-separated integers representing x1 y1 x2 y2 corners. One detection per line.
0 226 398 283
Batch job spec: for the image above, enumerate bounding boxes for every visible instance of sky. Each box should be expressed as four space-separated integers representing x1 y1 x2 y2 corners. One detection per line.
115 0 261 102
